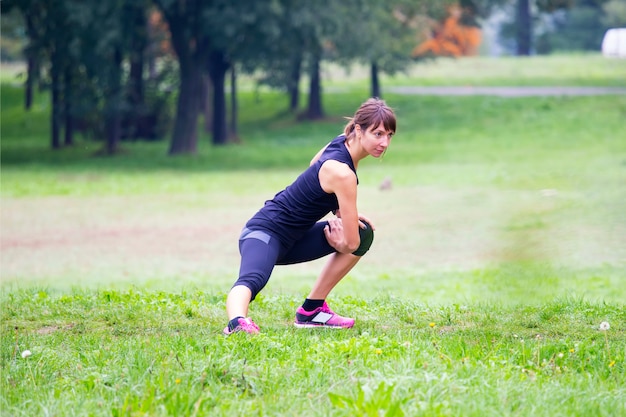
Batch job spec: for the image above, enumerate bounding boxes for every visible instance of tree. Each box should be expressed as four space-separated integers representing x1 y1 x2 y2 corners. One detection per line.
69 0 155 154
545 0 614 51
5 0 167 152
152 0 212 154
6 0 82 148
602 0 626 27
207 49 229 145
17 0 75 149
499 0 614 54
204 0 276 144
124 1 150 140
293 0 360 119
267 0 339 120
333 0 419 99
153 0 286 149
241 0 309 113
246 0 349 120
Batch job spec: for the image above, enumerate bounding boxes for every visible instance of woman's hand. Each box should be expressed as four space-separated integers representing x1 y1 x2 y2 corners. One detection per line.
324 214 376 253
324 218 349 252
357 213 376 231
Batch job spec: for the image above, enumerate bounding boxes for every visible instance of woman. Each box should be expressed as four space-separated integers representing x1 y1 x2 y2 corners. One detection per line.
224 98 396 334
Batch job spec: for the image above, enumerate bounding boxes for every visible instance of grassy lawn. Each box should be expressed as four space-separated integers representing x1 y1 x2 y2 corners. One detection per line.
1 54 625 416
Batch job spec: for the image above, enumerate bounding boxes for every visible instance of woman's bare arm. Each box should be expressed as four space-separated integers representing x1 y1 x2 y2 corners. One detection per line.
318 160 360 253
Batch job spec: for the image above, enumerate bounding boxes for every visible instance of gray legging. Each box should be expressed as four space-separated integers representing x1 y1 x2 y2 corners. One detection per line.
233 221 374 300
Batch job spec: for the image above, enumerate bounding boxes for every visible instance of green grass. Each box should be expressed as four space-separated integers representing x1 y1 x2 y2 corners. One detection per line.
326 54 626 88
2 290 624 416
2 54 626 415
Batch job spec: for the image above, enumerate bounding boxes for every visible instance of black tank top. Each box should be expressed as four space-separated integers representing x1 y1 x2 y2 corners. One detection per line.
246 134 358 245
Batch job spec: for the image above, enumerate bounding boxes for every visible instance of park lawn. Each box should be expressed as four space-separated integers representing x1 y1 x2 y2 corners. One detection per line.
2 290 625 416
2 54 625 415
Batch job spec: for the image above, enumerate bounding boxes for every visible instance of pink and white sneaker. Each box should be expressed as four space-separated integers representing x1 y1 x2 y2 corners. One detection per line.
294 302 355 329
223 317 260 335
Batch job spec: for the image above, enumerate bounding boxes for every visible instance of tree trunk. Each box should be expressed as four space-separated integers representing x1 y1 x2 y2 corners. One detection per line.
127 5 146 139
370 61 381 98
105 48 123 155
288 53 302 112
305 49 323 120
128 9 145 108
208 50 230 146
105 111 122 155
50 52 61 150
229 66 239 142
159 2 210 155
516 0 532 56
24 14 36 111
202 74 213 133
128 51 144 133
168 62 203 154
64 66 74 146
25 56 36 111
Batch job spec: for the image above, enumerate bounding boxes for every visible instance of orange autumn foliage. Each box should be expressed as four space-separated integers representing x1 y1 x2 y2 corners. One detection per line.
148 9 173 56
412 5 482 58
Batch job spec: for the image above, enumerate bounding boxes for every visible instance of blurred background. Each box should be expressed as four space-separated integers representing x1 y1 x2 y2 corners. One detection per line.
1 1 625 303
1 0 625 153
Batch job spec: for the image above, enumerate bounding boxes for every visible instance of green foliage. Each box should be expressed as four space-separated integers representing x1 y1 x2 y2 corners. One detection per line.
548 5 609 51
329 0 415 75
603 0 626 27
499 0 617 54
0 8 26 62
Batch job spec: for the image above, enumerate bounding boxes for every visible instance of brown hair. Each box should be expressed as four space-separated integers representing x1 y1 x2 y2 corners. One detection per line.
343 98 396 137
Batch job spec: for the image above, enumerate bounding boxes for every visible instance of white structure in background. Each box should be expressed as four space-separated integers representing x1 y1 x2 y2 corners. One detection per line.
602 28 626 58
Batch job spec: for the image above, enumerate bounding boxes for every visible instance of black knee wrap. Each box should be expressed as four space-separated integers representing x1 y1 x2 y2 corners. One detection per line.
352 221 374 256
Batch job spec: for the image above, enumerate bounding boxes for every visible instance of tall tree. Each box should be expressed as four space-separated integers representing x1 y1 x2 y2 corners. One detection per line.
332 0 420 99
243 0 345 120
153 0 279 149
207 49 229 145
125 1 149 139
294 0 345 120
543 0 614 51
305 44 324 119
4 0 73 148
45 0 73 149
499 0 613 55
6 0 156 151
207 0 295 142
152 0 212 154
70 0 145 154
241 0 306 113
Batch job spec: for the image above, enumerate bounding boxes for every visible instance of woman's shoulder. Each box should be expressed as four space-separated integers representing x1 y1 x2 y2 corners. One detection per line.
323 134 346 154
330 133 346 145
310 134 345 166
320 134 356 173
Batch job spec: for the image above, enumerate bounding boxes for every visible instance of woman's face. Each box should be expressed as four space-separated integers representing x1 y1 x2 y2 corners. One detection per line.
360 122 394 158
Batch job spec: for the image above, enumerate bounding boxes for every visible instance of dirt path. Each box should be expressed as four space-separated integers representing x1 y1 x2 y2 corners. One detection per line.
388 86 626 97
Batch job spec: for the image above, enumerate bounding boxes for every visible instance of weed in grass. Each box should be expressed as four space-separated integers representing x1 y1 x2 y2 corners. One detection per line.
599 321 613 365
329 381 408 417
